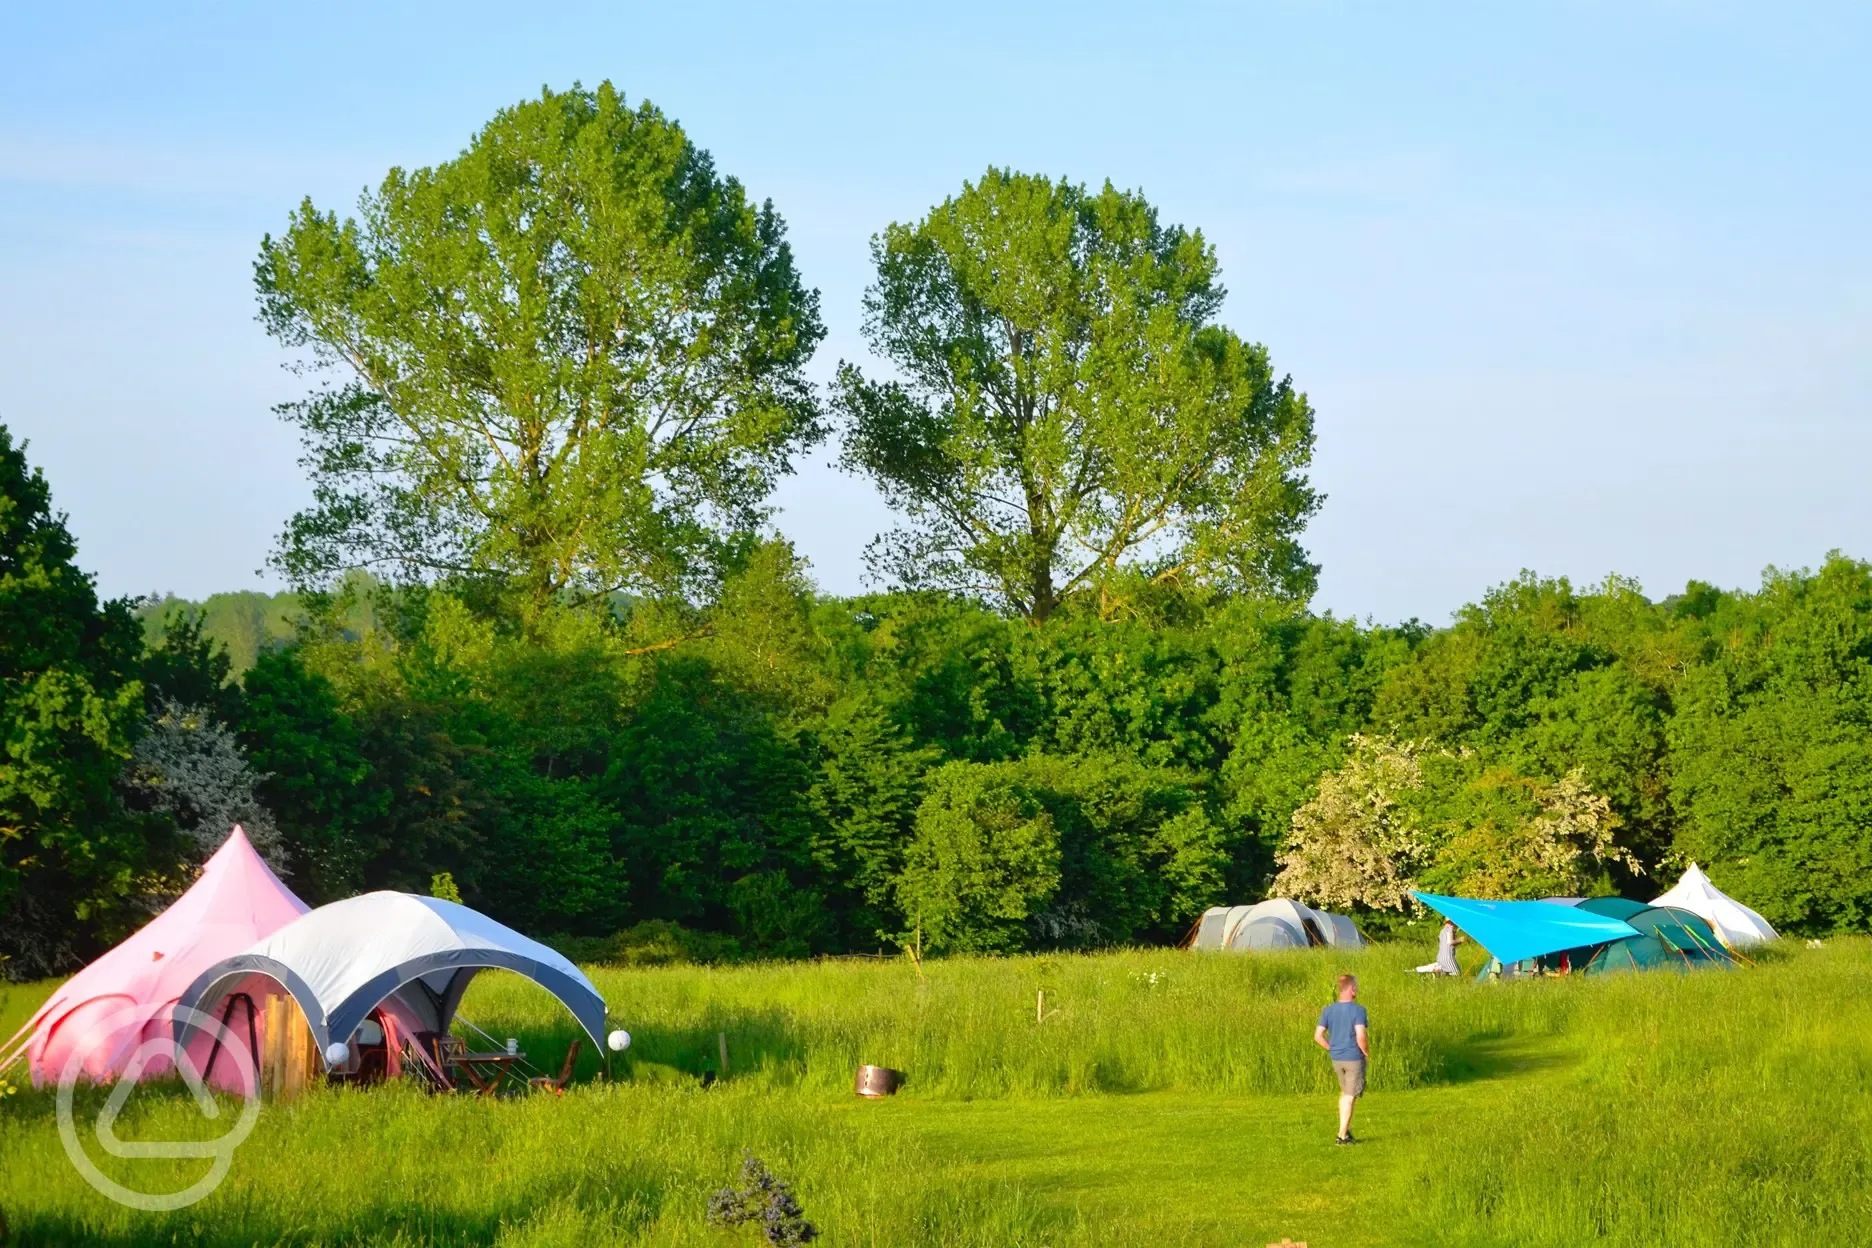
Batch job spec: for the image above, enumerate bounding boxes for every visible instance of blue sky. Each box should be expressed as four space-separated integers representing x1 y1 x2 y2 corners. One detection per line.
2 2 1867 623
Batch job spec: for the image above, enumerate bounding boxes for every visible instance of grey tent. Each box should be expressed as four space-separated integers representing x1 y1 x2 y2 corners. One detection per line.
1190 899 1365 951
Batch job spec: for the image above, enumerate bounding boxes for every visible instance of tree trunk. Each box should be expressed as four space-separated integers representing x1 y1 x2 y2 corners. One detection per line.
1028 567 1058 624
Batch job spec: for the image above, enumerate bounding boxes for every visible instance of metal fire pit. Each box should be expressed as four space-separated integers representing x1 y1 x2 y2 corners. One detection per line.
854 1064 903 1098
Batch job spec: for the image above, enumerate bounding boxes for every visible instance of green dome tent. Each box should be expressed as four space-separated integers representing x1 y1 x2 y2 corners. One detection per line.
1532 899 1736 974
1583 905 1735 975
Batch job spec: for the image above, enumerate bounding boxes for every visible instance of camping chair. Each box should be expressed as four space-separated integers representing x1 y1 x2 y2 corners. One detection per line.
401 1031 459 1091
529 1039 581 1096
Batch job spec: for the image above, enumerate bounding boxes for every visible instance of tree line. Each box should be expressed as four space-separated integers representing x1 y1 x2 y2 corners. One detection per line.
4 82 1867 975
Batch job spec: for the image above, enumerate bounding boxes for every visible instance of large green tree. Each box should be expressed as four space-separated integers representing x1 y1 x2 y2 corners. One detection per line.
256 82 825 611
895 759 1061 953
835 168 1320 623
0 426 149 975
1667 557 1872 932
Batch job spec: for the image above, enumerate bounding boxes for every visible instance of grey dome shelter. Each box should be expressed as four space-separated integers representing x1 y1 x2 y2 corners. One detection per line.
174 891 607 1070
1190 899 1365 951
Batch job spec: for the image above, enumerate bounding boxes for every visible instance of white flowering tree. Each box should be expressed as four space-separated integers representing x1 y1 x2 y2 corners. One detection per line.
119 702 286 869
1273 735 1431 911
1274 735 1639 909
1428 766 1639 900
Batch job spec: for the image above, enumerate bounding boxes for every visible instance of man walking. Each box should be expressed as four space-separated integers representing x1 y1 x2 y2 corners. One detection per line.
1314 973 1369 1144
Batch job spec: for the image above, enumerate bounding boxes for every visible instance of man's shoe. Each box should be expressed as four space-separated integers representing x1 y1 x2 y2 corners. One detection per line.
1335 1133 1356 1145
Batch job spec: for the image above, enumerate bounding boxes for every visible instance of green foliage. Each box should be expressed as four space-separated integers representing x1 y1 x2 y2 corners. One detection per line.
897 753 1226 953
1411 759 1629 900
137 610 242 723
897 760 1062 953
604 656 818 939
0 426 151 975
543 919 745 967
803 695 938 945
1666 555 1872 932
835 168 1320 622
1373 573 1674 884
702 540 835 712
236 648 378 902
256 82 825 608
1015 753 1227 946
136 590 304 676
428 871 463 903
67 549 1872 957
1276 735 1632 911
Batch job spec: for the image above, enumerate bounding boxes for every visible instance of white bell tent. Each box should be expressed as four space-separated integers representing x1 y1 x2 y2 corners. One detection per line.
1650 864 1778 949
176 891 607 1072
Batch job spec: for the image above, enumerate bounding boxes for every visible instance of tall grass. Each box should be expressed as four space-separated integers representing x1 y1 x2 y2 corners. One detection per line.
1 939 1867 1246
470 942 1585 1098
1406 940 1872 1246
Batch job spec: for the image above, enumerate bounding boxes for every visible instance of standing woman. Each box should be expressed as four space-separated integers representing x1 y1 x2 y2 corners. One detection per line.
1414 919 1465 975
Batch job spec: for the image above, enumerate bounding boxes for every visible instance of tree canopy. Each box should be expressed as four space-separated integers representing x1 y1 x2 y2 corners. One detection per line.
256 82 825 611
835 168 1320 623
7 86 1871 974
0 427 148 975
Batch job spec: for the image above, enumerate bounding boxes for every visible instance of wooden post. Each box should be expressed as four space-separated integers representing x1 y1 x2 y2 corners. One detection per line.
717 1032 730 1079
1036 988 1045 1025
260 992 316 1099
261 994 285 1096
903 919 927 983
290 996 318 1097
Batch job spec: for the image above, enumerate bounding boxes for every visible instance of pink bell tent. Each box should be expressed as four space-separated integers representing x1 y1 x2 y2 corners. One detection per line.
0 825 308 1089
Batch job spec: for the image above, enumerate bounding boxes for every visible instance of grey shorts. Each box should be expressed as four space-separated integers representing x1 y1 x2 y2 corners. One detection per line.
1333 1059 1366 1098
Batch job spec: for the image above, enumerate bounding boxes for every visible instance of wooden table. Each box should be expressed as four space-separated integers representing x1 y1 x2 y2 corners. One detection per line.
450 1051 527 1096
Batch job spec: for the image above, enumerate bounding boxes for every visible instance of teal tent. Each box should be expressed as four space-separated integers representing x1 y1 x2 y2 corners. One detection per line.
1529 899 1741 975
1411 892 1642 965
1583 905 1736 974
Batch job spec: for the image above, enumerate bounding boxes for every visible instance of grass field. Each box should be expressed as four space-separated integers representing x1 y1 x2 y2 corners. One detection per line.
3 938 1870 1246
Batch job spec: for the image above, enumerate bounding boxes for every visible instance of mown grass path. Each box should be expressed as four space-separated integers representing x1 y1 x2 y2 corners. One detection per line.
842 1036 1569 1246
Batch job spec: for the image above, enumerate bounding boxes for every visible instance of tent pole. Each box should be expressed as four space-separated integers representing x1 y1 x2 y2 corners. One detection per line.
1680 919 1742 967
201 993 260 1087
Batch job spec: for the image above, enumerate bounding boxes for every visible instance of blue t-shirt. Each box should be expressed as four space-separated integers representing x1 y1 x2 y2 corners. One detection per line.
1318 1000 1368 1062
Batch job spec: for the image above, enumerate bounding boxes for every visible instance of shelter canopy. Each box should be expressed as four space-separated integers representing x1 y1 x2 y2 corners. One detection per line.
1412 892 1641 965
179 892 606 1067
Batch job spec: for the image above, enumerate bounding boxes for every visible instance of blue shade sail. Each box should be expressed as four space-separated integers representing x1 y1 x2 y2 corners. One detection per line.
1411 892 1641 965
